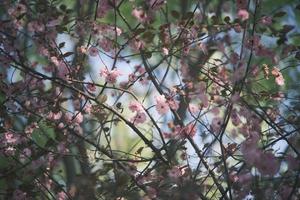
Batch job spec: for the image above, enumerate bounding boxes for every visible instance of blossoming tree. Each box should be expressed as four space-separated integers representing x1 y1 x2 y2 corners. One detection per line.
1 0 300 199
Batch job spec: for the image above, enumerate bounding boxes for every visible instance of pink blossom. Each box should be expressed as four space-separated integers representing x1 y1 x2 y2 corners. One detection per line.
132 8 149 23
98 38 113 52
155 95 170 115
100 68 122 84
272 67 285 86
230 52 239 64
260 16 272 25
88 47 98 57
48 111 62 121
64 112 73 124
5 146 16 156
8 3 27 17
73 111 83 124
256 152 280 176
83 103 92 114
57 143 68 154
20 148 32 162
237 172 252 184
138 76 149 85
24 122 39 135
210 117 223 134
130 38 145 51
57 191 68 200
97 0 113 18
74 124 83 135
46 18 61 27
87 83 96 92
275 75 284 86
238 9 249 21
199 94 209 108
128 73 137 82
146 187 157 199
131 112 147 124
241 132 261 165
162 47 169 55
135 65 146 74
28 21 45 33
167 166 182 179
180 123 197 138
231 109 241 126
4 131 18 144
129 101 143 112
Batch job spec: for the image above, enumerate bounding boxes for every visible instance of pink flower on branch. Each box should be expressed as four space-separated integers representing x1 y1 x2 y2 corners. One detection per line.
155 95 170 115
100 68 122 84
237 9 249 21
131 112 147 124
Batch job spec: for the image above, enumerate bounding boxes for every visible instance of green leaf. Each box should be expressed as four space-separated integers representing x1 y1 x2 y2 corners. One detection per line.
58 42 65 48
273 11 286 18
142 31 155 43
0 93 5 104
63 52 74 57
32 130 48 148
183 12 194 20
31 121 56 148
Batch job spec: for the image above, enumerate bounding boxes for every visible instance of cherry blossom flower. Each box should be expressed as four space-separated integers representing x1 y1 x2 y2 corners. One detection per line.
180 123 197 138
88 47 98 57
237 172 252 184
155 95 170 115
20 148 32 162
231 109 241 126
271 67 285 86
129 101 143 112
100 68 122 84
130 38 145 51
131 112 147 124
139 76 149 85
238 9 249 21
4 131 18 144
57 191 68 200
167 166 182 179
260 16 272 25
132 8 149 23
210 117 223 134
98 38 113 52
87 83 96 92
73 111 83 124
97 0 114 18
162 47 169 55
4 146 16 156
28 21 45 33
146 187 157 199
256 152 280 176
